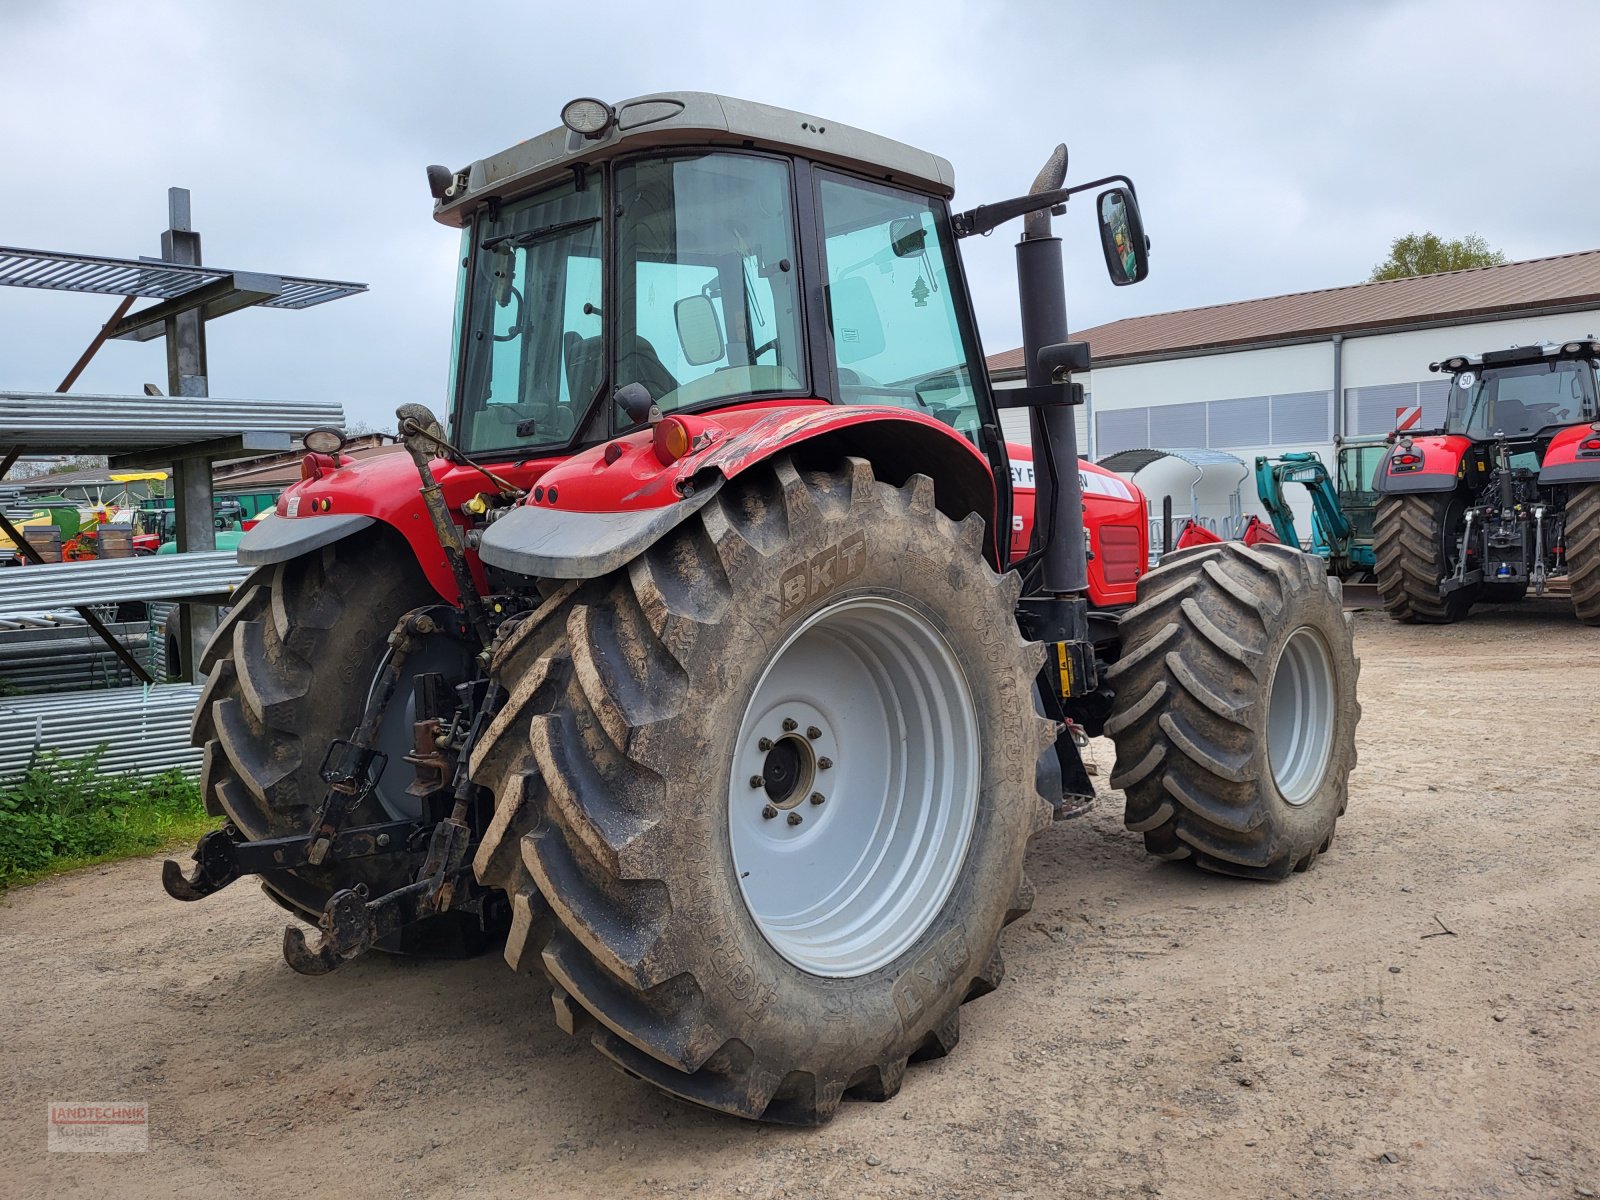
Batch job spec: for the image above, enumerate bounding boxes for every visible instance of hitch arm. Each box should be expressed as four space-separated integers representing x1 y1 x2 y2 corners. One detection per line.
280 816 474 975
161 819 423 902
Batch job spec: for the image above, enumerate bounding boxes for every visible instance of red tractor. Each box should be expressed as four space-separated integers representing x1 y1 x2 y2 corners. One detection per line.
166 93 1360 1124
1373 340 1600 624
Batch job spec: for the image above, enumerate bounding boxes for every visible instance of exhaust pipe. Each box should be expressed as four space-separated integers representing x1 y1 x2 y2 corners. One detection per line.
1016 146 1088 595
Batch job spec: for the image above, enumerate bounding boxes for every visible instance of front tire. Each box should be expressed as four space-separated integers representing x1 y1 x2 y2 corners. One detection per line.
1104 542 1360 880
1567 483 1600 625
470 457 1053 1123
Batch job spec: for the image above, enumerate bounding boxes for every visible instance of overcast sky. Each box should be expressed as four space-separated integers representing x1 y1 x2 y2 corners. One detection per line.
3 0 1596 433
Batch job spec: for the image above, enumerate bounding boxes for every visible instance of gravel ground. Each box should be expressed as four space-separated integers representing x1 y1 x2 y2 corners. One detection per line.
2 603 1597 1199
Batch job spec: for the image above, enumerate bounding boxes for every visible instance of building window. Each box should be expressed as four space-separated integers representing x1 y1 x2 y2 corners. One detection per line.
1093 391 1331 458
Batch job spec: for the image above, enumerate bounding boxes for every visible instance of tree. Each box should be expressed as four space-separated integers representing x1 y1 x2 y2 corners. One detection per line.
1370 233 1507 282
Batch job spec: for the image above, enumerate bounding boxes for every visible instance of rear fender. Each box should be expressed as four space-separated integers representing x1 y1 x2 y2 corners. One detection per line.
238 449 560 602
1373 434 1473 495
478 403 1000 580
1539 424 1600 485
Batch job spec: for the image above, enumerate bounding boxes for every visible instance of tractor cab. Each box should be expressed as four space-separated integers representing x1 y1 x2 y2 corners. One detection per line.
1441 343 1599 445
435 95 994 470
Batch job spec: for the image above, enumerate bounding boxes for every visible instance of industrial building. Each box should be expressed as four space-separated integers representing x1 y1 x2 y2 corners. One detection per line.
989 249 1600 534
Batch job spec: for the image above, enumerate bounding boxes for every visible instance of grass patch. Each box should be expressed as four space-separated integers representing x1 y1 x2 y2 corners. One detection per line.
0 753 217 891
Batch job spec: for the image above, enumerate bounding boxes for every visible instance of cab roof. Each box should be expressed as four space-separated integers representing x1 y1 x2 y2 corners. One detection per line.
431 91 956 228
1431 338 1600 372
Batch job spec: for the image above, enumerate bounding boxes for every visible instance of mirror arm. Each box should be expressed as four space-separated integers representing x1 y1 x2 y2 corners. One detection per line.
952 175 1137 239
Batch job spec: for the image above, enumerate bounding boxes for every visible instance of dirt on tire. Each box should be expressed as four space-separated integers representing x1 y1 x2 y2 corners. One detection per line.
469 455 1054 1124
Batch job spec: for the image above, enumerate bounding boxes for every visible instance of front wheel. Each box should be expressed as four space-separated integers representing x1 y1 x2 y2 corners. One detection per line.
470 456 1054 1123
1105 542 1360 879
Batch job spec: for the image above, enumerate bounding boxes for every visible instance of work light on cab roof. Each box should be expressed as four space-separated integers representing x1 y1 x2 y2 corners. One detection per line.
560 97 615 138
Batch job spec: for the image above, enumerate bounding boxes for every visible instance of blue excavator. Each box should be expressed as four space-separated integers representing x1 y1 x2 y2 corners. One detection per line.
1254 440 1387 577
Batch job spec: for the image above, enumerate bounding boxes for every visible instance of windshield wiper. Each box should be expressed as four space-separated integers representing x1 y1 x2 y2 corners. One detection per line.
480 216 599 252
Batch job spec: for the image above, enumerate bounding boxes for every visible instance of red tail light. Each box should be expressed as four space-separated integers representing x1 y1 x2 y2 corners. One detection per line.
300 452 340 481
1395 453 1420 465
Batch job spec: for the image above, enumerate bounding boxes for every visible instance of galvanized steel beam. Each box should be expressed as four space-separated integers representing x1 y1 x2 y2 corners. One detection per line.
0 551 249 619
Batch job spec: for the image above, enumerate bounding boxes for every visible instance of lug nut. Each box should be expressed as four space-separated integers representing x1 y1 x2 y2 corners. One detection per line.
810 792 825 805
749 775 763 789
762 805 778 820
782 718 798 732
758 737 773 751
817 757 833 770
806 726 822 741
376 833 390 848
787 812 803 826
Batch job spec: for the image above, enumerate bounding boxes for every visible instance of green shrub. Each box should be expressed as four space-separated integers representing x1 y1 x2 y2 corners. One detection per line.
0 752 212 889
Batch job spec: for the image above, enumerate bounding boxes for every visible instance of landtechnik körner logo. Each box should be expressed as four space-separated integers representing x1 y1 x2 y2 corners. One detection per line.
47 1101 148 1153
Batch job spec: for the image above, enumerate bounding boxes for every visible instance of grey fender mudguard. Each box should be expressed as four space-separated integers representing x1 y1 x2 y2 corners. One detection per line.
478 477 724 580
1540 461 1600 486
1372 471 1459 495
236 513 376 566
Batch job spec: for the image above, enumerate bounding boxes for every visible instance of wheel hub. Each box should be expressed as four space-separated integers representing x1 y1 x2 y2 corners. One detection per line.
760 734 815 809
1267 625 1336 806
728 596 979 979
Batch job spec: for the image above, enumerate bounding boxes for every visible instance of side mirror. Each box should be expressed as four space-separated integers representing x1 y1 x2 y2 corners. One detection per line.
890 216 927 258
1096 187 1149 286
674 294 726 366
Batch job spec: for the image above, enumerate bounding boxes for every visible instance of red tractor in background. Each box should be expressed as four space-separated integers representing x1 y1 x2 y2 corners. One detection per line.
165 93 1359 1124
1373 340 1600 624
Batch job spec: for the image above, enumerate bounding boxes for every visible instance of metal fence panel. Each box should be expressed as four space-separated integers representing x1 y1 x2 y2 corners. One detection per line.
0 684 203 780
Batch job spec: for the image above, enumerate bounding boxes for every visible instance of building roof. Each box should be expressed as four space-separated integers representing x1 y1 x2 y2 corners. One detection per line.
987 248 1600 377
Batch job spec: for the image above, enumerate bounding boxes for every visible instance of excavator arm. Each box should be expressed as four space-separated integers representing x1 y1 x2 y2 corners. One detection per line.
1255 452 1355 568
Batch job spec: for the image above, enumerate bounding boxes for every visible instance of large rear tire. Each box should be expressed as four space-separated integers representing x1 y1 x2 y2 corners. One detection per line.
1104 542 1360 880
1373 492 1472 623
190 529 482 949
470 456 1054 1124
1567 483 1600 625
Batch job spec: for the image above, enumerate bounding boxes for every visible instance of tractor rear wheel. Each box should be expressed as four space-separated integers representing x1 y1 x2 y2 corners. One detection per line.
1104 542 1359 880
190 529 484 952
470 456 1053 1124
1568 483 1600 625
1373 492 1473 623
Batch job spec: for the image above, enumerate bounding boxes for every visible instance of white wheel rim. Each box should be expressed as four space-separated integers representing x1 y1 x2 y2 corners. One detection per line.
1267 626 1336 806
728 596 980 978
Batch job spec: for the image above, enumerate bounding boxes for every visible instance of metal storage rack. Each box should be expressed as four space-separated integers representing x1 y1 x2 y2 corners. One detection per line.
0 188 363 778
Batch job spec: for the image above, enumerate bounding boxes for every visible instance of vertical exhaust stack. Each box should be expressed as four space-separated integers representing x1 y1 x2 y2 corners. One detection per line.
1016 145 1089 596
